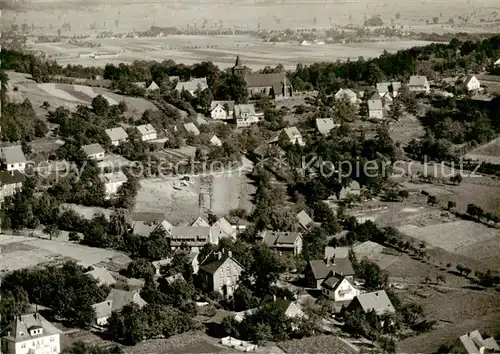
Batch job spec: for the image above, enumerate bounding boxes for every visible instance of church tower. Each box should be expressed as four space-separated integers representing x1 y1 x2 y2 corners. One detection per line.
231 55 248 77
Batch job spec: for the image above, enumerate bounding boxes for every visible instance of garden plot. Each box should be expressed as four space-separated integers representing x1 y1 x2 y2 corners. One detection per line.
60 203 113 220
73 85 118 105
353 241 400 270
38 83 87 103
398 221 500 269
0 234 130 272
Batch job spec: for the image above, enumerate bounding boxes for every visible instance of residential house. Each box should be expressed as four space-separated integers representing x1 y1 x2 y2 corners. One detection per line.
280 126 305 146
191 216 210 227
315 118 340 136
494 58 500 67
252 141 286 161
234 299 305 323
338 180 361 200
1 145 27 172
408 75 430 94
210 134 223 147
151 250 199 276
93 289 147 326
464 75 481 92
392 82 402 96
211 217 236 240
210 101 234 120
81 143 105 160
234 104 259 128
368 99 384 119
146 81 160 92
165 273 185 285
259 230 303 256
0 170 25 198
376 82 391 97
105 127 128 146
136 124 157 141
376 82 401 98
304 258 355 289
159 219 174 234
321 276 360 303
184 122 200 136
450 330 500 354
175 77 208 96
346 290 395 316
296 210 314 230
334 88 358 104
85 266 116 286
381 93 393 107
167 226 216 251
152 258 172 276
99 171 128 199
199 250 244 298
132 221 157 237
1 313 62 354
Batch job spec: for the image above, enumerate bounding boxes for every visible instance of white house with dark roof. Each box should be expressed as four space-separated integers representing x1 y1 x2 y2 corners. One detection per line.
136 124 157 141
334 88 358 104
259 230 303 256
210 101 234 120
93 289 147 326
234 104 260 128
199 250 244 298
105 127 128 146
346 290 395 316
408 75 430 94
146 81 160 92
321 276 360 302
1 312 62 354
1 145 27 172
81 143 105 160
304 258 355 288
0 170 25 198
280 126 305 146
168 226 216 251
99 171 128 199
377 82 401 98
191 216 210 227
368 99 384 119
451 330 500 354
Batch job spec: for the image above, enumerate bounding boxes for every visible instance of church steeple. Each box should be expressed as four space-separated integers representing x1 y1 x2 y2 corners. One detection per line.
232 55 247 76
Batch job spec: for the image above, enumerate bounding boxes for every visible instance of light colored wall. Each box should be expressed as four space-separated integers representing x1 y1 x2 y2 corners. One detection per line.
9 334 60 354
369 109 384 119
211 106 227 120
7 162 26 172
141 133 157 141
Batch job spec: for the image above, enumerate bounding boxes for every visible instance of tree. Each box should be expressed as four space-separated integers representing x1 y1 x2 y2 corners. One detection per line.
64 342 123 354
432 16 439 24
389 101 403 121
126 259 155 279
107 303 145 345
91 95 110 116
43 224 61 240
447 200 456 210
379 336 396 354
302 227 327 261
427 195 437 205
450 173 462 185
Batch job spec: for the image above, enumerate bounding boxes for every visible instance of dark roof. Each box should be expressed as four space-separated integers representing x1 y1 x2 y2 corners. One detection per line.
244 72 286 89
260 230 301 247
200 252 244 274
0 170 26 185
322 275 341 289
308 258 354 280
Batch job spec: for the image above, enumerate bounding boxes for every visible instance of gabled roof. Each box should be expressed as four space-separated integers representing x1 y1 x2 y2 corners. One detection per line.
297 210 314 229
169 226 212 240
368 99 383 111
132 221 157 237
244 72 286 89
234 103 256 116
199 253 244 274
494 58 500 65
81 143 105 156
175 77 208 93
210 100 235 111
409 75 428 86
147 81 160 91
315 118 338 135
282 126 302 140
99 171 128 184
322 276 356 291
159 219 173 234
308 258 355 279
152 258 172 271
5 313 62 342
92 300 113 319
0 170 26 185
184 122 200 136
464 74 479 84
324 246 349 259
106 289 147 312
136 124 157 136
353 290 395 315
85 266 116 286
335 88 357 99
308 260 332 280
260 230 302 247
105 127 128 142
1 145 27 164
457 330 500 354
210 134 223 146
211 217 235 238
165 273 185 285
191 216 210 227
376 82 391 94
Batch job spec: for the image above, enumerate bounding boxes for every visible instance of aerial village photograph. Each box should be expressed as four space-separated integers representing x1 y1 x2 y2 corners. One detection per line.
0 0 499 353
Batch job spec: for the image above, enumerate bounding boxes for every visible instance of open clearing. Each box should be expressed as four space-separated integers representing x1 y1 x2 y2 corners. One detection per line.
0 235 131 272
398 220 500 270
5 71 156 119
397 287 500 353
464 136 500 165
30 36 435 70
